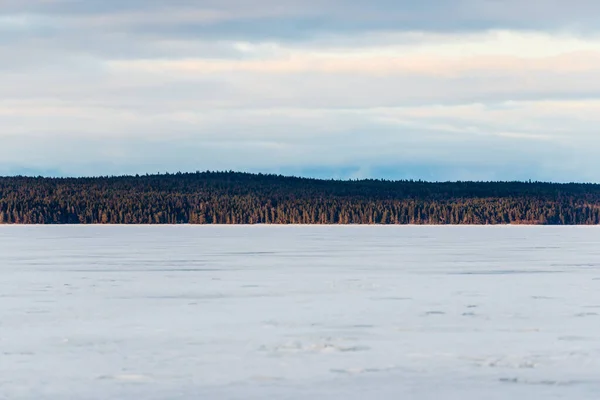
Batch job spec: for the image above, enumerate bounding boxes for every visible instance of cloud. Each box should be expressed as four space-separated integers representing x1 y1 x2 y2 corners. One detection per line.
1 1 600 181
4 0 600 39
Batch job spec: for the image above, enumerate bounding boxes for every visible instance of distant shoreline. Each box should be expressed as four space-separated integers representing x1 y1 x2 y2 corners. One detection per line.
2 171 600 225
1 224 599 227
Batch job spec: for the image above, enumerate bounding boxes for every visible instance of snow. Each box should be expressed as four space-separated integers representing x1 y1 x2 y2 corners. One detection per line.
1 225 600 399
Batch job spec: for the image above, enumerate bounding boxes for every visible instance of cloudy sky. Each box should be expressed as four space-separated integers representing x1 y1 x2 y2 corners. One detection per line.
1 0 599 181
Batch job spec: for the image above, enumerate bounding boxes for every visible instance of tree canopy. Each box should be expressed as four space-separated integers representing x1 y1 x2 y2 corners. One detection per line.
1 171 599 224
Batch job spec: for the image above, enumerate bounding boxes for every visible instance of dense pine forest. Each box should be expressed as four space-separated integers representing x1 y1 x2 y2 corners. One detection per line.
1 171 600 225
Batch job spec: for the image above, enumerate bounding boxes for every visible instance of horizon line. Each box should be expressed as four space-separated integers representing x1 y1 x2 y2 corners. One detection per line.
1 170 598 186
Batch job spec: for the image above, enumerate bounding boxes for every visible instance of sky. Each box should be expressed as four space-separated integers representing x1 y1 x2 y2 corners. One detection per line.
1 0 600 181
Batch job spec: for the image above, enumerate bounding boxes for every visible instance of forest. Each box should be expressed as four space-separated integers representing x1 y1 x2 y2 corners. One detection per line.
1 171 600 225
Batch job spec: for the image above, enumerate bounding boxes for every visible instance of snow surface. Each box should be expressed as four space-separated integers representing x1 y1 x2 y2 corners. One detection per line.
2 225 600 399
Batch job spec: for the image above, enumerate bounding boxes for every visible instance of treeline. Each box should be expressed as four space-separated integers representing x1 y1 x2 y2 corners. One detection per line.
1 171 600 224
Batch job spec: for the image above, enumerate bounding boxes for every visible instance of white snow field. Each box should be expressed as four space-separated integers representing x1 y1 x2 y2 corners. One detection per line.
2 226 600 399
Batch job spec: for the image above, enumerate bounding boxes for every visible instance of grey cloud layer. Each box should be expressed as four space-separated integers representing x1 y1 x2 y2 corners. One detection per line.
3 0 599 63
2 0 600 180
4 0 600 38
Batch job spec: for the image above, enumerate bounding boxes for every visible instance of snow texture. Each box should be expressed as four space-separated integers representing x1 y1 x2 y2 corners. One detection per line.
1 226 600 399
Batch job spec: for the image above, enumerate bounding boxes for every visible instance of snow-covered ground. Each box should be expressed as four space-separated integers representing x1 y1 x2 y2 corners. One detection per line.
2 226 600 399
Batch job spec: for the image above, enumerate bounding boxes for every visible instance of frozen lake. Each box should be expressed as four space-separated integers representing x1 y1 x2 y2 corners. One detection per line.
2 226 600 399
